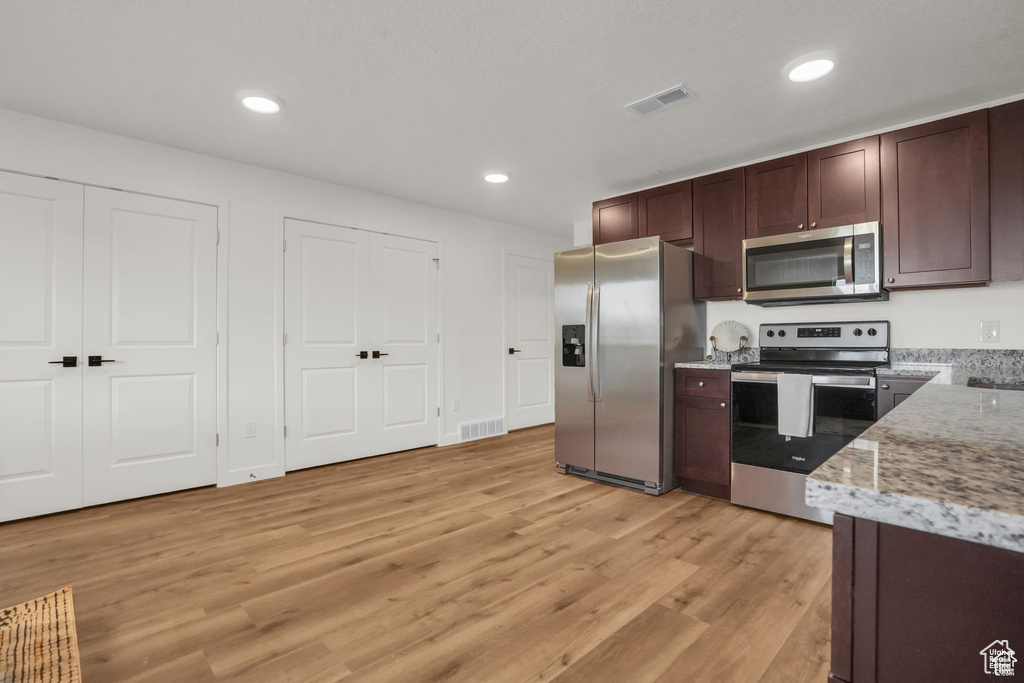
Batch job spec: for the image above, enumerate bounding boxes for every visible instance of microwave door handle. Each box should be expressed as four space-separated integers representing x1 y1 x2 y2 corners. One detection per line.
585 281 595 402
843 236 854 285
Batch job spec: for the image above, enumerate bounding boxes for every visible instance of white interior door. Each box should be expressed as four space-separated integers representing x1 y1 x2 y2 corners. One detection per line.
368 233 438 454
81 188 218 506
0 173 85 522
505 254 555 430
284 219 372 470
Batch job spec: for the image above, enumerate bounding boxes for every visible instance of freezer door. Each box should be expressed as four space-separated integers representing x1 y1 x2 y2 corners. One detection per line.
554 246 595 470
594 237 663 482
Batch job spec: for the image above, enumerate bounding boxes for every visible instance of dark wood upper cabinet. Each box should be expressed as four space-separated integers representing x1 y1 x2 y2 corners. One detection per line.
638 180 693 243
990 99 1024 282
745 153 808 238
808 136 880 230
592 193 639 245
693 168 745 300
880 111 990 289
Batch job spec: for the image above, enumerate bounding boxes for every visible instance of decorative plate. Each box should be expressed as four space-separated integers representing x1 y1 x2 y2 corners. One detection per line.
710 320 750 353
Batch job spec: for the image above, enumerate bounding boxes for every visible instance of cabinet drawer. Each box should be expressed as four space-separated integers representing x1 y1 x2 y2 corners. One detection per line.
676 368 730 398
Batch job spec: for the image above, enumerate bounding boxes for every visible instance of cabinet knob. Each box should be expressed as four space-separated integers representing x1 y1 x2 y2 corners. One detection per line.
698 381 705 387
737 288 742 293
887 277 895 284
720 402 727 408
811 221 817 228
881 384 890 390
797 223 804 230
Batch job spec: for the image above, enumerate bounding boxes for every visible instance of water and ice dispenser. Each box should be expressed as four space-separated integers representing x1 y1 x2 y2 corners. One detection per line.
561 324 586 367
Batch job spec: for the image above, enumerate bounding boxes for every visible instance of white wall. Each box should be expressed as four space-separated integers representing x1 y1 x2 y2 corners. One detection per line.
573 219 592 247
706 281 1024 354
0 108 571 485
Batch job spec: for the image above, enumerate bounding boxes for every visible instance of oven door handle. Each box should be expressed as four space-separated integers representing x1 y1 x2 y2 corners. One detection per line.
731 372 875 389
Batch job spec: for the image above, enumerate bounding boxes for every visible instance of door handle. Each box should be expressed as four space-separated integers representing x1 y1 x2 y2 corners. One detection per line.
508 348 522 354
843 236 854 285
585 280 594 403
356 351 369 359
48 356 78 368
88 356 116 366
372 351 389 359
592 280 601 402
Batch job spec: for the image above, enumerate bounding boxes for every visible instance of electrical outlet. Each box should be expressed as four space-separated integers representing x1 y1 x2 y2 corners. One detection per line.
244 421 257 438
452 398 460 412
980 321 1000 343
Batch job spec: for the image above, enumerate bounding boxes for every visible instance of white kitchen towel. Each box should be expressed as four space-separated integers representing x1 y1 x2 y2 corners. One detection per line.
777 373 814 438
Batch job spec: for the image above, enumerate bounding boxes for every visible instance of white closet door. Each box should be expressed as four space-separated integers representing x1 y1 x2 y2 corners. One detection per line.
284 219 372 470
368 233 438 454
81 188 218 506
505 254 555 430
0 173 84 522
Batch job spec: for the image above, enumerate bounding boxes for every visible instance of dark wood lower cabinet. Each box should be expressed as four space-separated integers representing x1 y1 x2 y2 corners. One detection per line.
875 374 930 420
831 514 1024 683
674 369 731 499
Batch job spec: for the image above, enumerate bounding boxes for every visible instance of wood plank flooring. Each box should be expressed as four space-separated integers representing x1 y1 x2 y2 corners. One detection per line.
0 425 833 682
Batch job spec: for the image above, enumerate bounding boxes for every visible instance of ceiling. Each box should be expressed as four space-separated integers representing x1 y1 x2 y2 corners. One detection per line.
2 1 1023 236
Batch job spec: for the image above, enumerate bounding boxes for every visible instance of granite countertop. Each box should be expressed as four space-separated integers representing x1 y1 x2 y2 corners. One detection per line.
806 366 1024 553
674 361 732 370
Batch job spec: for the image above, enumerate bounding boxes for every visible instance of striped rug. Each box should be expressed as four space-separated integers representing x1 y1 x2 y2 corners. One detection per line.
0 587 81 683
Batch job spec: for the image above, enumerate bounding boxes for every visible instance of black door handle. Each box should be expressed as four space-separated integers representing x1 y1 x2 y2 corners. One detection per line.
509 348 522 354
356 351 369 359
88 356 117 367
48 356 78 368
372 351 389 359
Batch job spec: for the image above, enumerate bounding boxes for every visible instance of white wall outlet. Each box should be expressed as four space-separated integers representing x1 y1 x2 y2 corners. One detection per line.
980 321 1000 343
244 421 257 438
452 398 460 412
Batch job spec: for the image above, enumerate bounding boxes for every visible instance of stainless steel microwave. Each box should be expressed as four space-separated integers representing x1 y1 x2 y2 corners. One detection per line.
742 222 887 306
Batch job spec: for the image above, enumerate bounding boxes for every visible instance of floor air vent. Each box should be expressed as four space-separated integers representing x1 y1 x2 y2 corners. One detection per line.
459 418 506 443
625 84 695 117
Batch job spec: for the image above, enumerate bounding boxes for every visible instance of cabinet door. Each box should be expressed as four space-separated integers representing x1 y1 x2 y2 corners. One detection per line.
675 395 731 499
808 136 880 230
876 376 929 420
639 180 692 242
990 100 1024 282
693 168 745 300
881 111 990 289
592 193 639 245
745 153 808 238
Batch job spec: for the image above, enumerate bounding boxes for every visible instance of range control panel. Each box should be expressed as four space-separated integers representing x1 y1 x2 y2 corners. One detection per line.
759 321 889 349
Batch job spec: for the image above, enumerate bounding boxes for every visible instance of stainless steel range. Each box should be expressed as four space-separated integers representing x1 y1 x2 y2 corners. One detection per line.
730 321 890 524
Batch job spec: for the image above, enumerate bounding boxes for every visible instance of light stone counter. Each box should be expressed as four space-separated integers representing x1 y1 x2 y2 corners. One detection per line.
806 366 1024 553
674 361 732 370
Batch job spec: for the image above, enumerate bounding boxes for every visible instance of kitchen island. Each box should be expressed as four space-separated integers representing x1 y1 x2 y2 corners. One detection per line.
806 365 1024 683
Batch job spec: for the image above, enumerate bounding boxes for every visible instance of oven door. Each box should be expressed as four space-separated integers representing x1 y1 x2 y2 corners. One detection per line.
742 222 881 303
731 372 876 475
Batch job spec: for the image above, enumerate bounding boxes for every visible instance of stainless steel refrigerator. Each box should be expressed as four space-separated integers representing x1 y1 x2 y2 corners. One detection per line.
554 236 706 494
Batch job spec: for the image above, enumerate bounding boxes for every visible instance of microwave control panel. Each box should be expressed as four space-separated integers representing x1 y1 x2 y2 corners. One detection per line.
853 234 877 284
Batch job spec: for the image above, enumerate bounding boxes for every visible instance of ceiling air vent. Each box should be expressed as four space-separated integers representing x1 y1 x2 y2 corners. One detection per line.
625 84 695 118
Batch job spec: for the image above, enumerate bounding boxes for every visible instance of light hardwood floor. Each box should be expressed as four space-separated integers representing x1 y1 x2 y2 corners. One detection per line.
0 425 832 682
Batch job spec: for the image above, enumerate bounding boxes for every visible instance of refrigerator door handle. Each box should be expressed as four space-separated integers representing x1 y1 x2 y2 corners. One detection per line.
585 280 595 402
592 280 601 401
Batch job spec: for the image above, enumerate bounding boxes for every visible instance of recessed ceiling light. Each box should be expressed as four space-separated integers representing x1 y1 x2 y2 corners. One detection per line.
784 52 836 82
236 89 283 114
484 172 509 183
